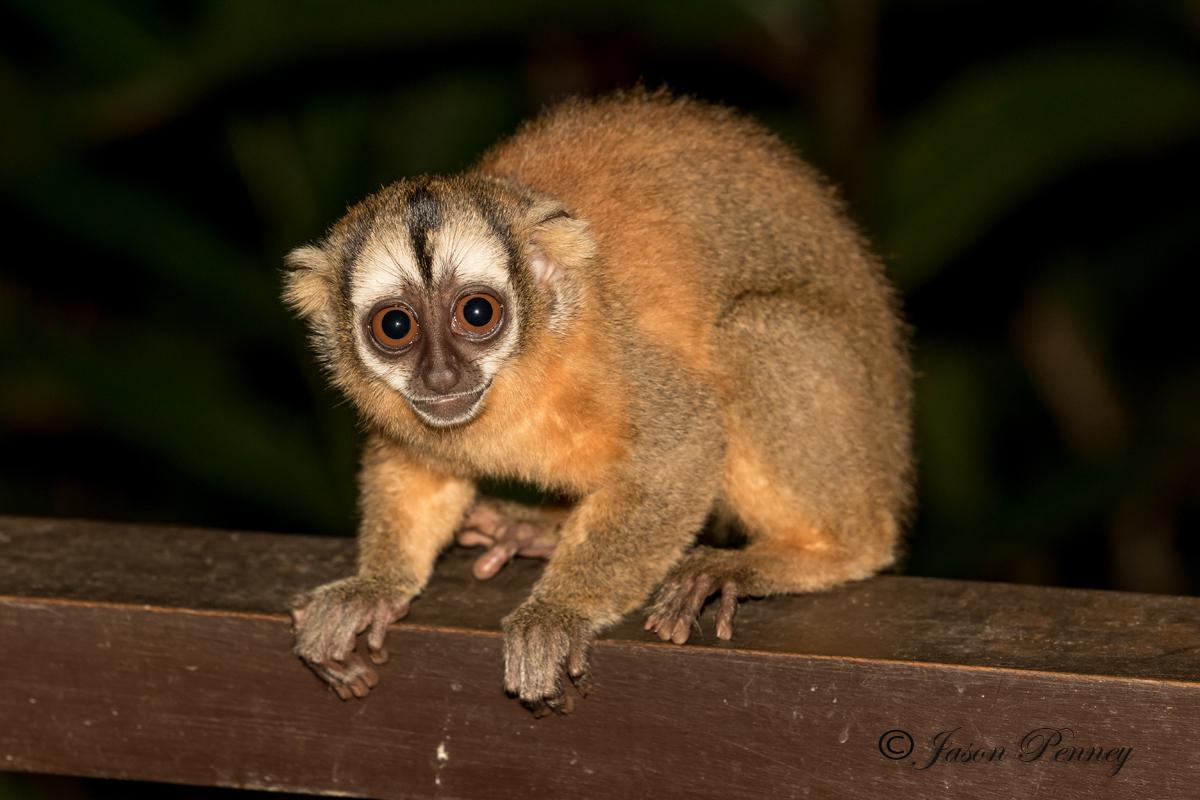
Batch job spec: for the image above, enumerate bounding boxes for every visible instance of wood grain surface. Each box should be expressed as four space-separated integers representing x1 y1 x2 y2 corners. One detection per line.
1 515 1197 799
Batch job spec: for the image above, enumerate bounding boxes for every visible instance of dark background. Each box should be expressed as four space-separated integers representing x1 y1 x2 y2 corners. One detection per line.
1 1 1198 795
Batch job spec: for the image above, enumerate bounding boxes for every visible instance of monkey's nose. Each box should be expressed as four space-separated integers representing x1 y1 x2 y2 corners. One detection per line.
423 364 461 394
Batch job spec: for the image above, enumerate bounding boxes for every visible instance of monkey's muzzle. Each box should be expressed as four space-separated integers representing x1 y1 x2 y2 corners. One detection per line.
408 382 491 427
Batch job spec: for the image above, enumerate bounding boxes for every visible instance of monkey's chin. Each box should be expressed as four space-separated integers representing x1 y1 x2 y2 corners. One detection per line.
406 382 492 429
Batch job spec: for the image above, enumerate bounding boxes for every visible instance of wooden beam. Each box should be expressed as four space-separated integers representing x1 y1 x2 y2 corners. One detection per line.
1 515 1198 799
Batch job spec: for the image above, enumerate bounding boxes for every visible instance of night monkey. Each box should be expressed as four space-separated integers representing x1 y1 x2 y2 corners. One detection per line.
284 89 912 714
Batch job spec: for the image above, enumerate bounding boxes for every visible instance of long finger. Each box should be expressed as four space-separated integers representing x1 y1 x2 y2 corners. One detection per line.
715 581 738 640
456 529 496 548
367 616 390 664
473 537 521 580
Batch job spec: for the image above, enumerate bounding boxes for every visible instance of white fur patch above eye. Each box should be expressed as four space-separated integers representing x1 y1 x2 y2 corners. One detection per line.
429 219 510 289
349 236 422 311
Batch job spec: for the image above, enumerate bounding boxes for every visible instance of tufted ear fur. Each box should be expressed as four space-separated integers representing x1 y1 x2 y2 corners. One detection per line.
522 202 595 332
282 244 337 328
525 202 596 287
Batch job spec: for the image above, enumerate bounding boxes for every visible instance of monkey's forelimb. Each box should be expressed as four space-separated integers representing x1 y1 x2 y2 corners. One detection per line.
501 366 723 714
291 437 475 699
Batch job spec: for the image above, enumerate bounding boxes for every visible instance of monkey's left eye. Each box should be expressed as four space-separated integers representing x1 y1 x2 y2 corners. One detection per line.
370 303 419 350
453 292 502 337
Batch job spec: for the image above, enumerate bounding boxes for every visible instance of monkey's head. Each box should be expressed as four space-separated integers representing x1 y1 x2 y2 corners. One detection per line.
283 175 595 431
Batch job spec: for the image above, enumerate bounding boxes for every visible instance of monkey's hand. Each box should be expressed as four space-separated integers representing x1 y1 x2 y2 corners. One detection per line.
455 499 564 580
290 575 413 700
502 599 594 716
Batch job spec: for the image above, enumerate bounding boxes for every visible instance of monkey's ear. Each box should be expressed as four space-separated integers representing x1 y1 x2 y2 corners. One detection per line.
283 244 337 325
526 204 596 287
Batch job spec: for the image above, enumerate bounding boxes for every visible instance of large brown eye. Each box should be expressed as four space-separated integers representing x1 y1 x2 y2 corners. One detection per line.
370 304 419 350
454 292 502 337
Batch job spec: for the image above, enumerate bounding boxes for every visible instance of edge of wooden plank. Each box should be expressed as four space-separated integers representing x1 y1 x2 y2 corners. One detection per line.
2 514 1198 682
2 594 1198 800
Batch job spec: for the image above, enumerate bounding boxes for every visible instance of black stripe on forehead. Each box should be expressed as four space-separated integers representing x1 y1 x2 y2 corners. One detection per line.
406 183 442 285
471 192 519 280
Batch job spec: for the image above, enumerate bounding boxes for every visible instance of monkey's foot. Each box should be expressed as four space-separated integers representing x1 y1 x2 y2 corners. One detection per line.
502 599 594 717
291 575 413 700
456 498 564 580
644 558 742 645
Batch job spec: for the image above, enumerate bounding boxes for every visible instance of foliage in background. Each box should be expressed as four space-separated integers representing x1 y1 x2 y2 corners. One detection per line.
1 0 1197 595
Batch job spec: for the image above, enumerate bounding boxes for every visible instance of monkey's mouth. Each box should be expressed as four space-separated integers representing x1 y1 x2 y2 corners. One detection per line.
407 381 491 428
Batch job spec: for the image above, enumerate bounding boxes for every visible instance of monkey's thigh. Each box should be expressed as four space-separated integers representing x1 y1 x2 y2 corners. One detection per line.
712 293 904 589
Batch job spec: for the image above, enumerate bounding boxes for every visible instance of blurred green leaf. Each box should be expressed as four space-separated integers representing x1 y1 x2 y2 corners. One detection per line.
2 0 166 78
0 166 287 335
913 343 998 524
3 0 762 152
878 46 1200 289
228 115 321 249
369 73 521 178
0 775 46 800
1 316 346 530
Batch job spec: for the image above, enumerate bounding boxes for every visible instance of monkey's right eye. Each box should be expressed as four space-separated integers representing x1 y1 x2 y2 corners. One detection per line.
370 304 419 350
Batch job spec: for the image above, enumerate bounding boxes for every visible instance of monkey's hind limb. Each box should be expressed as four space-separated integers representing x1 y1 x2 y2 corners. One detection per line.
646 291 911 645
456 498 565 579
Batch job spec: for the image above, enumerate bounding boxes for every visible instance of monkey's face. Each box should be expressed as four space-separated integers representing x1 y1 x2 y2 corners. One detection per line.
284 177 594 431
348 208 524 429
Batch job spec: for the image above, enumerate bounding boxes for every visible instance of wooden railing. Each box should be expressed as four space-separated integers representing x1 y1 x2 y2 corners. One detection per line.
1 515 1197 799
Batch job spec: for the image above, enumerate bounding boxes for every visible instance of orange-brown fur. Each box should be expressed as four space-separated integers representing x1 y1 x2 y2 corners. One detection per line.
356 439 475 588
344 305 630 495
285 89 913 710
476 94 911 560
